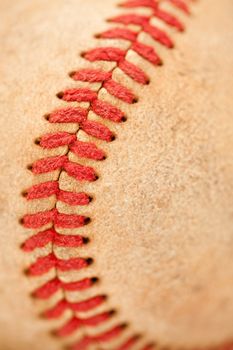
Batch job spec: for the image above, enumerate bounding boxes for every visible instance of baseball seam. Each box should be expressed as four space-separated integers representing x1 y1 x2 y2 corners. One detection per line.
20 1 196 349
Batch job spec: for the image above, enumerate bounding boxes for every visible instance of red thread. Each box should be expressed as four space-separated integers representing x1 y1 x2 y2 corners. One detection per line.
92 99 126 122
38 132 76 148
71 68 112 82
153 7 184 31
120 1 185 31
22 208 88 229
103 79 137 103
119 60 149 84
109 14 149 26
25 181 90 204
33 277 96 299
120 0 158 9
70 140 105 160
168 0 190 14
58 88 97 103
132 41 162 65
63 160 97 181
27 253 90 276
143 23 174 48
30 155 97 181
110 14 174 48
99 27 138 42
22 229 86 252
80 119 114 142
47 106 88 124
44 295 106 318
84 47 126 63
117 335 141 350
56 311 113 337
71 324 127 350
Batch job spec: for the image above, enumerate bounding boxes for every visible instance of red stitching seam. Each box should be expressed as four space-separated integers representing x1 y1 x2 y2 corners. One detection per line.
20 0 232 349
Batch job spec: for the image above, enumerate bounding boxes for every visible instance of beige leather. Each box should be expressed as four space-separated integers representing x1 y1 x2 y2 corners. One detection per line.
0 0 233 349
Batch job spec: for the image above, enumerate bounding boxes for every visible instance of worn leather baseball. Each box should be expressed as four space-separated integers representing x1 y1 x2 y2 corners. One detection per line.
0 0 232 349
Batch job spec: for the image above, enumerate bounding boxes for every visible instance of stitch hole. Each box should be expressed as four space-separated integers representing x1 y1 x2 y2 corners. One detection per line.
86 257 94 265
84 217 91 225
80 51 86 58
68 71 76 78
121 116 127 122
91 276 99 284
121 322 129 329
110 135 116 142
109 309 117 317
34 137 41 145
94 33 101 39
21 190 28 198
56 91 64 99
133 97 139 104
19 217 24 225
27 164 33 171
44 114 51 121
83 237 90 244
23 268 30 276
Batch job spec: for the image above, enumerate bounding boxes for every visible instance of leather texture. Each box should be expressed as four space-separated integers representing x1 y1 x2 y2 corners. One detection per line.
0 0 232 349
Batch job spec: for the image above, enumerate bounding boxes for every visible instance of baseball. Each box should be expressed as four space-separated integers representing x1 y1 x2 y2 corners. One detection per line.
0 0 232 349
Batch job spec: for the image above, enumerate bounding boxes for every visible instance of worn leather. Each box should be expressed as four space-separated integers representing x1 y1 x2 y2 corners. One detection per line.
0 0 233 349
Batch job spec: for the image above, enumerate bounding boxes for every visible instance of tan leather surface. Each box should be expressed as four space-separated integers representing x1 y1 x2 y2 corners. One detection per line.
0 0 233 349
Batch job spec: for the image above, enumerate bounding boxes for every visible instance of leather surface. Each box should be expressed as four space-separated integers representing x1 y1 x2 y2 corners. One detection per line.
0 0 233 349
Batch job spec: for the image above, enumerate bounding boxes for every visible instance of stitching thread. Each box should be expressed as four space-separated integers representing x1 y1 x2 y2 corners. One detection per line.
20 1 226 349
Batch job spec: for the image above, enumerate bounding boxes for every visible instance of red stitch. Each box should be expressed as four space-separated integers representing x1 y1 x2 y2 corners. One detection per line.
22 229 85 251
71 68 112 82
31 155 97 180
98 27 138 42
57 190 91 206
33 277 96 299
84 47 126 63
55 212 89 228
120 0 158 9
27 253 90 276
116 335 141 350
168 0 190 14
70 139 105 160
56 311 113 337
38 132 76 149
22 229 55 251
72 324 127 350
104 79 137 104
58 88 98 103
83 47 149 85
31 155 67 174
22 208 57 229
44 295 106 318
25 181 59 200
63 160 97 181
47 107 88 124
143 23 174 48
109 14 149 26
25 181 90 205
153 7 184 31
141 344 156 350
22 208 88 229
118 60 149 84
81 119 114 142
91 99 125 123
132 41 162 65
